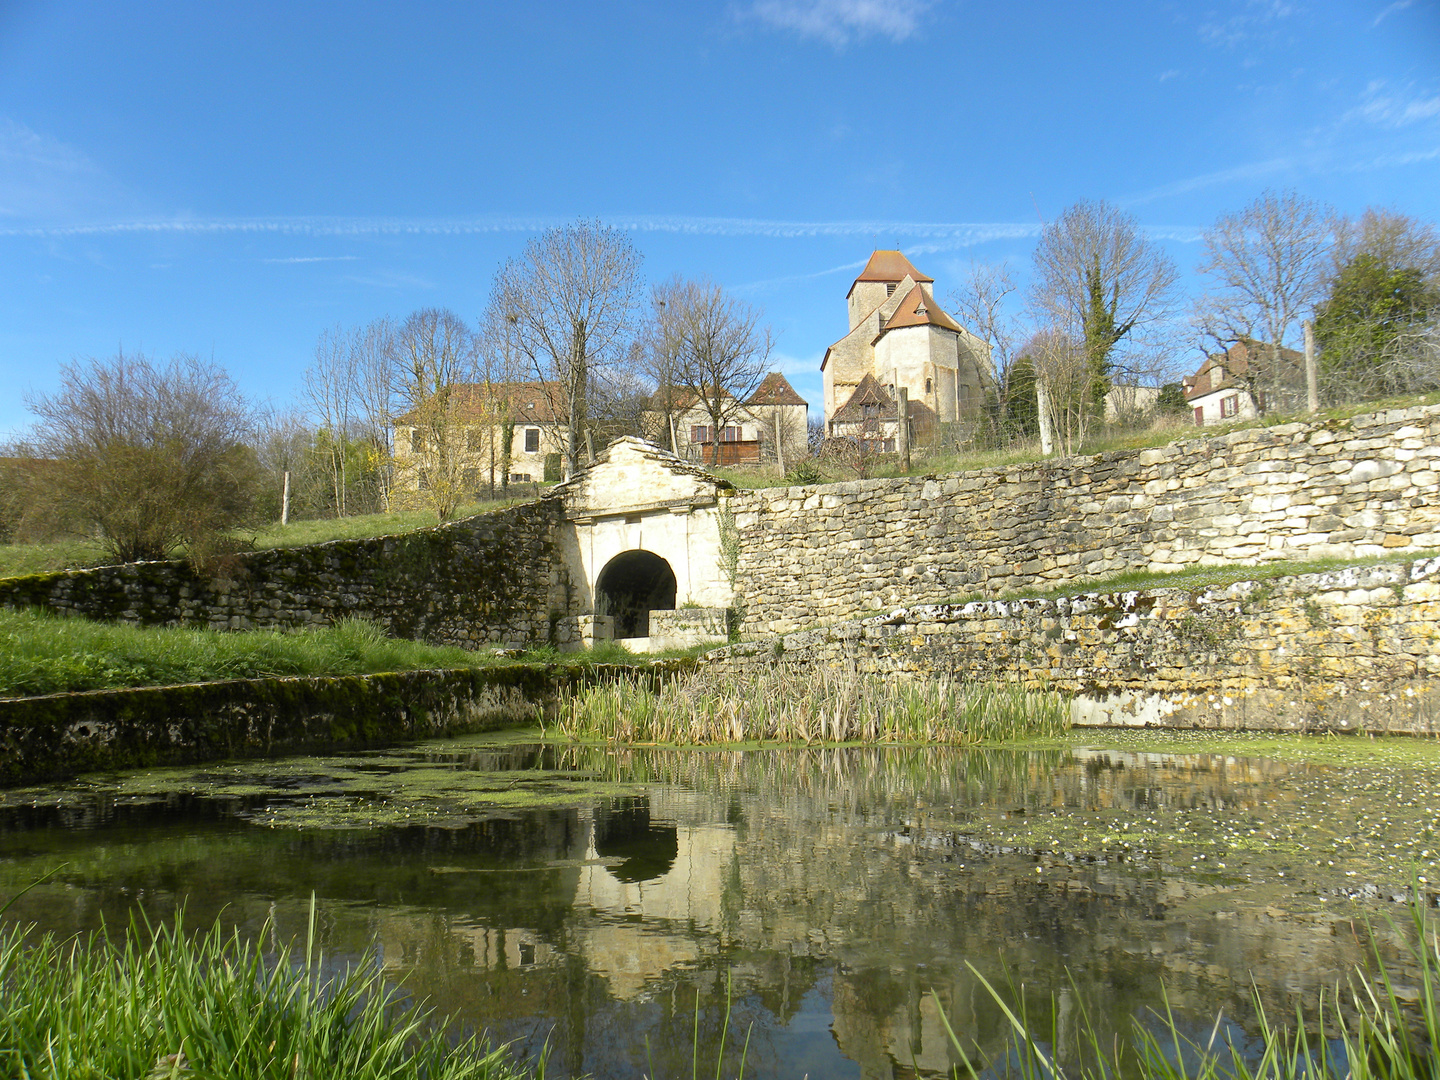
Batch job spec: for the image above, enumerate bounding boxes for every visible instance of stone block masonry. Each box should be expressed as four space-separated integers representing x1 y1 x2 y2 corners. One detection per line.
0 500 568 648
710 556 1440 735
731 404 1440 636
0 665 562 786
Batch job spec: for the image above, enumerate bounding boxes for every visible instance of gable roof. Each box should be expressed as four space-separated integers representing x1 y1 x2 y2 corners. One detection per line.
1183 340 1305 401
830 373 899 423
877 281 963 335
393 380 565 425
746 372 807 406
845 250 934 298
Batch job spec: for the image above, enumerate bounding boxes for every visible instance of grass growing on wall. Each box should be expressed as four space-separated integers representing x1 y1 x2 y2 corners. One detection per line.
550 665 1069 745
952 549 1440 607
0 902 526 1080
0 611 511 697
0 494 542 579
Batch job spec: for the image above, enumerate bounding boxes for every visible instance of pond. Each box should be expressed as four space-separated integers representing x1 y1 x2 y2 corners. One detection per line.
2 731 1439 1080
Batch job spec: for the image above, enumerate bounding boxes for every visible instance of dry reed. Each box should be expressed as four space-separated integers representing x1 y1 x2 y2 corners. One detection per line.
551 665 1068 745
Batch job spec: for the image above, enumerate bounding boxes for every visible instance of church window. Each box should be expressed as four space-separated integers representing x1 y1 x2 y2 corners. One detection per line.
885 283 896 297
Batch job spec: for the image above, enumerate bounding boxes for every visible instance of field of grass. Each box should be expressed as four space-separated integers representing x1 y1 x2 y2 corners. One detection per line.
0 611 523 697
0 898 525 1080
550 664 1070 745
0 494 541 579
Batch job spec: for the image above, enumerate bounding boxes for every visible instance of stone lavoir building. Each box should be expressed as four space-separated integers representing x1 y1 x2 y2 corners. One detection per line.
821 250 994 446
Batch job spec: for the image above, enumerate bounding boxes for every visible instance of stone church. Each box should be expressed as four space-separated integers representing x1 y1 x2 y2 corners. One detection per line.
821 251 993 446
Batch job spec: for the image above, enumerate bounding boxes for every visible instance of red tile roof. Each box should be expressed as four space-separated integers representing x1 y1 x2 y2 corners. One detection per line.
746 372 808 406
845 250 933 298
878 282 962 334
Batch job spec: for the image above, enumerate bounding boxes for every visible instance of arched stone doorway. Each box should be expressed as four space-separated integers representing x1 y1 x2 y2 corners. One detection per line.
595 549 676 638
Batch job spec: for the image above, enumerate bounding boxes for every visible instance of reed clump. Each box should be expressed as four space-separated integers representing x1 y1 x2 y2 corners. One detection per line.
0 905 524 1080
552 665 1069 744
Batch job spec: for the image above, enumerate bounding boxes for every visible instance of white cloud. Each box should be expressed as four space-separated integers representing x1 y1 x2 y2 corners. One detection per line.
1197 0 1297 48
0 119 117 220
261 255 361 264
744 0 934 47
1348 80 1440 127
1372 0 1413 26
0 213 1047 244
1158 69 1181 82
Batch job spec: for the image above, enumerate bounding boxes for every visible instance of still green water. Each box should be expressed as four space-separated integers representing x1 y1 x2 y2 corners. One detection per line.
2 731 1438 1080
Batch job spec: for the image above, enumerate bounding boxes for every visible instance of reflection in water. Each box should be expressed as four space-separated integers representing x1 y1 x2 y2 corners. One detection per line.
0 742 1435 1080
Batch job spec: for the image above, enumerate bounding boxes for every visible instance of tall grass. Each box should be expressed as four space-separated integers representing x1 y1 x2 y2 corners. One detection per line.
550 665 1069 745
0 902 526 1080
0 610 508 697
940 895 1440 1080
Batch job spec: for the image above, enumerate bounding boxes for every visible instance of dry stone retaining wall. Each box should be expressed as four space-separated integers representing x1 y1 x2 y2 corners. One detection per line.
731 404 1440 636
710 556 1440 735
0 501 567 648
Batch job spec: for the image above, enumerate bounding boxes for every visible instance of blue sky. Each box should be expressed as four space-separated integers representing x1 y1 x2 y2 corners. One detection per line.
1 0 1438 440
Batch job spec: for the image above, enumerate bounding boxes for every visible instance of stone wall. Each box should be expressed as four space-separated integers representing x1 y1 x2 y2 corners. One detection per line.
0 500 567 648
731 403 1440 635
710 556 1440 735
0 666 559 786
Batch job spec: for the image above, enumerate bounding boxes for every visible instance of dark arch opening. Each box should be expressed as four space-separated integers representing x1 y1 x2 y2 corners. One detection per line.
594 797 678 883
595 550 676 638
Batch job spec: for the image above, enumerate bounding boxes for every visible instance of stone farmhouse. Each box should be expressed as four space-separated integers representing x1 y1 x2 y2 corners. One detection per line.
648 372 808 467
392 381 567 496
821 250 993 446
1184 339 1305 426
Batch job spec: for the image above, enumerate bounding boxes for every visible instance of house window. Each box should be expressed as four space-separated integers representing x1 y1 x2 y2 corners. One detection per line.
411 428 427 453
417 469 431 491
524 427 540 453
462 467 479 489
509 472 532 483
691 424 711 443
466 429 485 452
1221 395 1239 418
925 377 932 395
721 425 741 442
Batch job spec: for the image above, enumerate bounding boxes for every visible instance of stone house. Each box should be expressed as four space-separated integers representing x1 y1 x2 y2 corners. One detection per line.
1183 340 1305 426
821 250 993 443
647 372 808 467
391 381 567 495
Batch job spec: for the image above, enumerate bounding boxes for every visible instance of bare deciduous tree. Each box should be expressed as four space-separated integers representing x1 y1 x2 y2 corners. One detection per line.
1195 189 1333 411
950 260 1025 442
490 220 642 477
1031 199 1179 413
24 351 261 563
389 308 478 521
301 319 395 517
1022 329 1091 455
654 276 772 466
642 278 689 453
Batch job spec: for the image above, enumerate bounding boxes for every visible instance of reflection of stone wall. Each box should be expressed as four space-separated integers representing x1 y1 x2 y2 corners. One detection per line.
712 557 1440 733
732 404 1440 635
